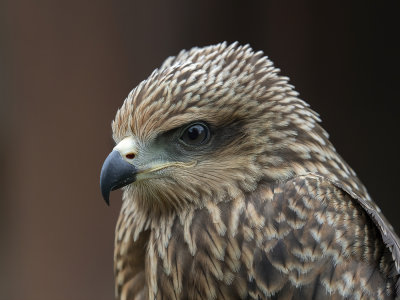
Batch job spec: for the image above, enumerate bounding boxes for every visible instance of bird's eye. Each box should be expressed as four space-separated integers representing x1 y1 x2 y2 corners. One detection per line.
180 123 210 146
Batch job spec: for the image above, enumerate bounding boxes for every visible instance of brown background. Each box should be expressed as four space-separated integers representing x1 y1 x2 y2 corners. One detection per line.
1 1 398 299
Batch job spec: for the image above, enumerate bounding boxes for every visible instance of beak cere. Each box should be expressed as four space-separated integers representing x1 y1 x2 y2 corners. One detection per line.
100 150 137 205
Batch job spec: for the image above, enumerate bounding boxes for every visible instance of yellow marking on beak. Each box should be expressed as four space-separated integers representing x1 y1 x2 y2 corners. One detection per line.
138 161 197 175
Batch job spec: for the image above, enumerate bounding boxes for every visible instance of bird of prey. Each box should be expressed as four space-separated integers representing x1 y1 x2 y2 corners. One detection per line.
100 42 400 300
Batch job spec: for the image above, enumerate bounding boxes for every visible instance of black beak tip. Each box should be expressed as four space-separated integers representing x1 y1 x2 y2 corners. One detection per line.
102 189 110 206
100 170 111 206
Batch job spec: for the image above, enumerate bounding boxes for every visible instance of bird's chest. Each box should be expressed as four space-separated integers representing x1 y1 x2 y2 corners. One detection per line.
145 202 247 299
141 185 396 300
144 198 296 300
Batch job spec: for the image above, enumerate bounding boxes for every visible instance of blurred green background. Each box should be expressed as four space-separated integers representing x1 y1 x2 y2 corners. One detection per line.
0 1 398 299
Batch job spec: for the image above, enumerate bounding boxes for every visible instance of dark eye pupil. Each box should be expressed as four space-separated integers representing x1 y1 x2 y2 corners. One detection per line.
187 125 203 140
181 123 209 145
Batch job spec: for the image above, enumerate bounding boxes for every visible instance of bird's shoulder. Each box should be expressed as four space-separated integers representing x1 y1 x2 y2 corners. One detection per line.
176 172 399 299
245 173 400 295
281 173 400 271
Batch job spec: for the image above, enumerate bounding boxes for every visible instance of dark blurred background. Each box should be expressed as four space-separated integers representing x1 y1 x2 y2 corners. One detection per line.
0 1 398 299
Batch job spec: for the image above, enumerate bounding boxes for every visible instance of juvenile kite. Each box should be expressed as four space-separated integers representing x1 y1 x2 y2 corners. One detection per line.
100 43 400 299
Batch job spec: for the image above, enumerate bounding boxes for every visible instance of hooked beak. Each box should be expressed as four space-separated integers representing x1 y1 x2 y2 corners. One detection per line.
100 136 196 206
100 150 137 205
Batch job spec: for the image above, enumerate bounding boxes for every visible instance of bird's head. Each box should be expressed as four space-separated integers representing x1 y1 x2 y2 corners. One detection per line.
100 42 327 215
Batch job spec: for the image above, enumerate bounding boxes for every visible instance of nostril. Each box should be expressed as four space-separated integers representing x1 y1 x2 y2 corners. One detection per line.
125 153 135 159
